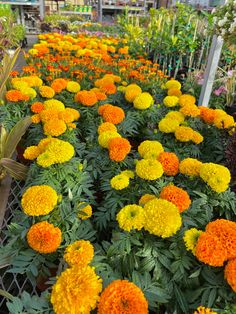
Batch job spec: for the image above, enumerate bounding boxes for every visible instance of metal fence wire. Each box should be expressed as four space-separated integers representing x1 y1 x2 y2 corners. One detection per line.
0 179 38 312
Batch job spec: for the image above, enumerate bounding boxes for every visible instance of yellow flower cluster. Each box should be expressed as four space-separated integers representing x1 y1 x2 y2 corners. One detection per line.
24 138 74 167
98 130 121 148
110 170 134 190
39 86 55 98
116 204 145 231
77 202 93 220
66 81 81 93
175 126 203 144
135 159 163 180
158 118 180 133
138 140 164 158
183 228 203 255
199 163 231 193
179 158 203 176
133 92 154 110
125 84 142 102
21 185 58 216
64 240 94 267
163 95 179 107
165 79 181 90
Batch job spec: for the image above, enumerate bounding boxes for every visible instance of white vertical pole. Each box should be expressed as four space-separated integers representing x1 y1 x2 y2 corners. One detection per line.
198 35 224 107
39 0 45 20
98 0 102 22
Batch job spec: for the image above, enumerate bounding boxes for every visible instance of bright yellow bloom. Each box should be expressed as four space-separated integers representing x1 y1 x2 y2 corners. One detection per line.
98 131 121 148
158 118 180 133
51 265 102 314
125 84 142 102
110 174 130 190
163 96 179 107
136 159 163 180
183 228 203 255
165 79 181 90
97 122 117 134
39 86 55 98
116 204 145 231
121 170 135 179
179 158 203 176
180 104 200 117
139 194 156 207
138 140 164 158
23 146 41 160
77 203 93 220
64 240 94 267
165 111 185 123
133 92 154 110
175 126 195 142
21 185 58 216
144 198 182 238
22 87 37 100
194 306 217 314
44 99 65 111
66 81 81 93
178 94 196 107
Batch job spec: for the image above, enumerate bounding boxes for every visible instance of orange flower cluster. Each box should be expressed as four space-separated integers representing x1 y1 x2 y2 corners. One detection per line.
51 78 68 93
195 219 236 268
225 258 236 292
31 102 45 113
199 107 234 129
158 152 179 176
160 185 191 213
97 279 148 314
5 90 29 102
98 104 125 124
108 137 131 162
75 90 98 106
27 221 62 254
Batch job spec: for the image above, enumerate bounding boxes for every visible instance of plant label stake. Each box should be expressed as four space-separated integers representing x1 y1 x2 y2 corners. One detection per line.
198 35 224 107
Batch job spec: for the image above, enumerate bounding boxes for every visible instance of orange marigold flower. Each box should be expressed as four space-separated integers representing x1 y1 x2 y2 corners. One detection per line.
225 258 236 292
199 107 216 124
139 194 156 206
94 91 107 101
180 104 200 117
98 104 111 115
51 78 67 93
5 90 29 102
194 306 217 314
75 90 98 107
158 152 179 176
23 146 41 160
160 185 191 213
98 122 117 134
58 108 80 123
167 88 182 97
27 221 62 254
31 114 41 124
31 102 45 113
108 137 131 162
39 86 55 98
178 94 196 107
100 104 125 125
206 219 236 260
40 109 59 122
64 240 94 267
97 279 148 314
100 83 117 95
195 232 227 267
43 119 67 137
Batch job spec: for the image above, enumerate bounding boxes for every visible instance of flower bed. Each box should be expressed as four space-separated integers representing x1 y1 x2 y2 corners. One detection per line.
0 32 236 314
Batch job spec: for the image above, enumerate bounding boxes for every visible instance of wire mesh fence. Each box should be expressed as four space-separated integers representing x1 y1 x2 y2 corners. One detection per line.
0 179 38 313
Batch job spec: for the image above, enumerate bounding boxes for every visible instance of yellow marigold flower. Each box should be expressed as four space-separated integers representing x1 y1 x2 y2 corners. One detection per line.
178 94 196 107
180 104 200 117
183 228 203 255
44 99 65 111
175 126 194 142
37 137 57 153
97 279 148 314
143 151 160 159
121 170 135 179
23 146 41 160
125 84 142 102
194 306 217 314
43 119 67 137
136 159 163 180
98 131 121 148
158 118 180 133
163 96 179 107
21 185 58 216
138 140 164 158
97 122 117 134
40 109 59 123
66 81 81 93
133 92 154 110
214 114 234 129
39 86 55 98
51 265 102 314
116 204 145 231
37 139 74 167
139 194 156 207
214 109 227 119
58 109 77 123
165 111 185 123
31 114 41 124
144 198 182 238
199 163 231 193
165 79 181 90
110 174 130 190
25 76 43 87
118 86 126 92
12 81 29 90
192 131 204 144
27 221 62 253
77 202 93 220
22 87 37 100
64 240 94 267
167 88 182 97
179 158 203 176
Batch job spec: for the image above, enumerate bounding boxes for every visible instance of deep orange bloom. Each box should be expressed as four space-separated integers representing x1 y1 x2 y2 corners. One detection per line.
195 232 227 267
225 258 236 292
27 221 62 254
5 90 29 102
206 219 236 260
31 102 45 113
10 71 19 77
158 152 179 176
75 90 98 107
99 104 125 125
199 107 216 124
98 279 148 314
108 137 131 162
100 83 117 95
160 185 191 213
94 91 107 101
51 78 67 93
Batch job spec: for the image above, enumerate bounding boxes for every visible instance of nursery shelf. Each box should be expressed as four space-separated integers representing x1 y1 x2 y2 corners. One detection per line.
0 1 40 5
59 10 92 14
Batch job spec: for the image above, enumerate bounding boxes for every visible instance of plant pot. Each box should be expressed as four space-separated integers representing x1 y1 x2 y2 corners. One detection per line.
225 104 236 117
